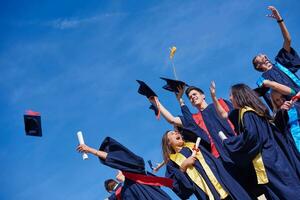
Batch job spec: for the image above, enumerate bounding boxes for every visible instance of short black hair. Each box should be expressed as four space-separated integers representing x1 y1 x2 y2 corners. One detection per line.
185 86 204 97
104 179 118 192
252 55 264 72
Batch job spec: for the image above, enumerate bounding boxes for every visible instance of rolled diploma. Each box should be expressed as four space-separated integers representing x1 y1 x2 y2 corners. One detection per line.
192 137 201 156
77 131 88 160
218 131 228 141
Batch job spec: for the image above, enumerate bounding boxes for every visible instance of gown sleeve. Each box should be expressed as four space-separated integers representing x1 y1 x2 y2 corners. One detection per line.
275 47 300 73
99 137 146 174
223 112 264 166
165 161 194 199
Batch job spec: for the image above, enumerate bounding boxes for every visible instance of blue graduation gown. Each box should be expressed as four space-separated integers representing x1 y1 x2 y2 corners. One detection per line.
179 105 261 198
223 111 300 200
165 145 252 200
179 103 236 164
99 137 172 200
273 103 300 178
257 47 300 108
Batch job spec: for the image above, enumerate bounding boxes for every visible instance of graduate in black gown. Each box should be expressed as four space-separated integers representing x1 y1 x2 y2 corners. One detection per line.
77 137 173 200
161 128 252 200
252 6 300 108
219 83 300 200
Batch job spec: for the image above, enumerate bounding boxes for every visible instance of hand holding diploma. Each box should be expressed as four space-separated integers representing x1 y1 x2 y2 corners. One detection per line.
192 137 201 156
77 131 88 160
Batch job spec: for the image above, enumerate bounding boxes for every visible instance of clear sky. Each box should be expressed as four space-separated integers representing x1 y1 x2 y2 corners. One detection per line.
1 0 300 199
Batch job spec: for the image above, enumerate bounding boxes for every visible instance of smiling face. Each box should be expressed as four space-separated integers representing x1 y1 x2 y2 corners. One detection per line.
187 89 206 107
253 54 273 72
167 130 184 149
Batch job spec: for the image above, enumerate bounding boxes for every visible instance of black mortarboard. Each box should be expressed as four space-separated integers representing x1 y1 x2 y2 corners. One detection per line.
136 80 157 98
160 77 188 93
24 110 42 137
137 80 160 118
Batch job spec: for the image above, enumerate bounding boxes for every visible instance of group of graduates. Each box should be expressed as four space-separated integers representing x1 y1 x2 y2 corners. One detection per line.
76 6 300 200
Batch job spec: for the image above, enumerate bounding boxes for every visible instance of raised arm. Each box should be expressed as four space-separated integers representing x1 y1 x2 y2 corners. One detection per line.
149 97 183 127
267 6 291 52
77 144 108 159
210 81 228 119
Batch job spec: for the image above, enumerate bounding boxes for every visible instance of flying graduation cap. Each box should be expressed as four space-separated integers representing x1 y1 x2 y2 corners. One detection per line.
137 80 157 98
160 77 188 93
136 80 160 119
24 110 42 137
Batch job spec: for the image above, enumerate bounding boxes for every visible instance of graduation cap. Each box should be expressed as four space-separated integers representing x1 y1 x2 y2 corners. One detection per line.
160 77 188 93
24 110 42 137
137 80 157 98
136 80 160 119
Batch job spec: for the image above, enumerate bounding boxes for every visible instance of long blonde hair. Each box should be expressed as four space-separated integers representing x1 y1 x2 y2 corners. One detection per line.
161 130 176 163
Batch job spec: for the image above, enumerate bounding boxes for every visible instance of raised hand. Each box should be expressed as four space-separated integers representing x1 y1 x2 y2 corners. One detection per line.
116 170 125 182
266 6 282 21
280 100 293 110
210 81 216 98
180 155 196 172
175 85 185 101
76 144 92 154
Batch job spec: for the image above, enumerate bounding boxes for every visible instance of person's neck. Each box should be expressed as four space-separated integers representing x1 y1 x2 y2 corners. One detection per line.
196 101 208 111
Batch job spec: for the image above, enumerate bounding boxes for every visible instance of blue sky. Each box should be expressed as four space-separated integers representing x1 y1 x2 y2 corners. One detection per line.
1 0 300 199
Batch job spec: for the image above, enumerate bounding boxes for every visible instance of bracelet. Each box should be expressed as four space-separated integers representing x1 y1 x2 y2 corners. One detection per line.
290 88 296 96
179 98 184 105
277 19 284 23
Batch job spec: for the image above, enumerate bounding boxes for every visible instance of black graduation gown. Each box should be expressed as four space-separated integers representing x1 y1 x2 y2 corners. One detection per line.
223 111 300 200
99 137 172 200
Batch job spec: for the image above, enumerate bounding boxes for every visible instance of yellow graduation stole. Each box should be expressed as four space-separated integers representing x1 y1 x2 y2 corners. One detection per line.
169 142 228 200
239 106 269 184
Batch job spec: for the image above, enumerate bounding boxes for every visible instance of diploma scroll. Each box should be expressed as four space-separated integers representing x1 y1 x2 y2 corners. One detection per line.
192 137 201 156
77 131 88 160
218 131 228 141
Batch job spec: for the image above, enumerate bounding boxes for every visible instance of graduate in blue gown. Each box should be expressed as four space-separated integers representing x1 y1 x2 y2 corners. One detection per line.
77 137 173 200
220 83 300 200
252 6 300 108
148 83 237 164
139 80 259 198
162 128 252 200
270 90 300 178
